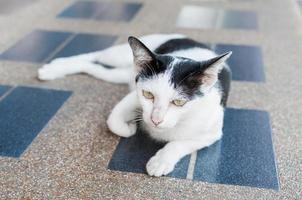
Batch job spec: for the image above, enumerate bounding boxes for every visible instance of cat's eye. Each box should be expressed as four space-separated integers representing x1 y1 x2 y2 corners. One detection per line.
172 99 187 106
142 90 154 99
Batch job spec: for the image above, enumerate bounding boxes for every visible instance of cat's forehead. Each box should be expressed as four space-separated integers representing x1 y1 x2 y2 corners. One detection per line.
157 55 201 87
158 55 198 70
138 71 177 98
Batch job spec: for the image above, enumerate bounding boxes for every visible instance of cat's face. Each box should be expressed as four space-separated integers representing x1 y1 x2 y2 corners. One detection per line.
128 36 231 129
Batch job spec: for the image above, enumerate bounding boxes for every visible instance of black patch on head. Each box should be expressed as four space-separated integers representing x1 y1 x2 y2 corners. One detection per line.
169 57 231 105
155 38 211 55
131 36 210 83
135 55 174 82
170 58 205 99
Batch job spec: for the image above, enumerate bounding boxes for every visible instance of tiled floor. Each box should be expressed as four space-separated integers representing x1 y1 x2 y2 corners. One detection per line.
0 30 71 63
214 44 265 82
0 0 301 199
108 108 279 190
176 6 258 30
58 1 142 22
0 86 72 157
0 30 117 63
0 85 11 97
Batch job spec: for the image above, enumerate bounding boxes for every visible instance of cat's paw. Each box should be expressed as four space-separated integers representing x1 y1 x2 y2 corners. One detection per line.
146 150 176 177
106 116 137 137
38 63 66 80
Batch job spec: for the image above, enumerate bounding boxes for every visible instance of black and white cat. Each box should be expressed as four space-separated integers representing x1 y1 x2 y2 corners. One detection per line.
38 34 232 177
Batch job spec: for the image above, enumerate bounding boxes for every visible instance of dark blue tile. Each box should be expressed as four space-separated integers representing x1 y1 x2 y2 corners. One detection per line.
215 44 265 82
94 3 142 21
58 1 142 22
176 6 258 30
108 130 190 179
58 1 105 19
0 86 72 157
0 85 11 97
0 30 72 63
52 33 117 58
193 108 279 190
221 10 258 30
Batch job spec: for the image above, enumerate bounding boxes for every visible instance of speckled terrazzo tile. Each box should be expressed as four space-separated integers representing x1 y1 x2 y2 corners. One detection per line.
0 0 302 199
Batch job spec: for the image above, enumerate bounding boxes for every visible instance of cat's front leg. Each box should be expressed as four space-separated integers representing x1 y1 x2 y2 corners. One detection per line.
107 91 140 137
146 135 221 177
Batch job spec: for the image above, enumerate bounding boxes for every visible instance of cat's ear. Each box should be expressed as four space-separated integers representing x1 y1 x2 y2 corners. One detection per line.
200 51 232 88
128 36 155 71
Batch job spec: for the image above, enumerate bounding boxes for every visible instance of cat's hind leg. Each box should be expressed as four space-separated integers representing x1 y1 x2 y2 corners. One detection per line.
38 42 133 81
50 42 133 68
38 60 132 83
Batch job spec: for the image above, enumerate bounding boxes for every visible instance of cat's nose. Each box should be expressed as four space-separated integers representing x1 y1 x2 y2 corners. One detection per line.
151 117 163 126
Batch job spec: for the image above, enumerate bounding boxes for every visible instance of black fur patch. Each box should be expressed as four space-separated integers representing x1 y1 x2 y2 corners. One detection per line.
135 55 173 82
170 59 204 98
154 38 211 54
170 58 231 105
218 67 231 106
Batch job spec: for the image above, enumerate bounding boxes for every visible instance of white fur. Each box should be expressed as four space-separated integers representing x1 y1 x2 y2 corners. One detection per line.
38 33 229 177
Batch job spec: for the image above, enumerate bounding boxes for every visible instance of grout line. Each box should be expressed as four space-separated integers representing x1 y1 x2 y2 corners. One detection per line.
0 86 16 102
43 33 77 63
186 151 197 180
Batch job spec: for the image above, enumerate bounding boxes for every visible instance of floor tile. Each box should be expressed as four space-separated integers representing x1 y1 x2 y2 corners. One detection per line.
108 108 279 190
0 30 72 63
193 108 279 190
58 1 142 22
176 6 258 30
57 1 105 19
214 44 265 82
0 86 72 158
52 33 117 58
0 85 11 97
0 30 117 63
0 0 36 14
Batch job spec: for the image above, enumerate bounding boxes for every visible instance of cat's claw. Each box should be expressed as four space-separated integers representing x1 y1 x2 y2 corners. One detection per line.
106 117 137 138
146 151 175 177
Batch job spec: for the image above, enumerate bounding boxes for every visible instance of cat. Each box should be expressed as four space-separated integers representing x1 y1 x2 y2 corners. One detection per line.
38 34 232 177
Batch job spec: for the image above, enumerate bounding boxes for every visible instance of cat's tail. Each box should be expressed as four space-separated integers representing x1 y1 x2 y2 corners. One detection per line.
38 59 132 84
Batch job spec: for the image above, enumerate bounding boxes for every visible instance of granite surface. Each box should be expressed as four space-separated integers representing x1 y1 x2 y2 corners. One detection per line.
0 0 302 199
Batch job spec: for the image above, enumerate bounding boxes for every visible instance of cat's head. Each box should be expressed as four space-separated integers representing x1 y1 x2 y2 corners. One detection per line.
128 36 231 129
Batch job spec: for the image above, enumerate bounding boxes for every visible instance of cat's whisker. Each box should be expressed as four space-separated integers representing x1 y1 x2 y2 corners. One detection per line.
129 118 143 123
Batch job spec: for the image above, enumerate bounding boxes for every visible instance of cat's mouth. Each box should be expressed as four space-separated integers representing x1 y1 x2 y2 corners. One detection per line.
143 119 164 129
145 119 175 131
